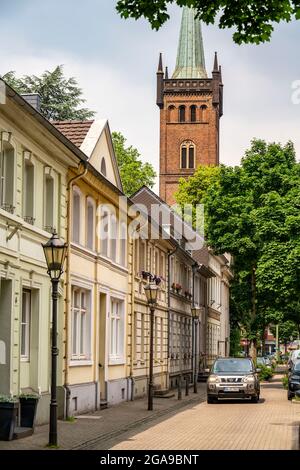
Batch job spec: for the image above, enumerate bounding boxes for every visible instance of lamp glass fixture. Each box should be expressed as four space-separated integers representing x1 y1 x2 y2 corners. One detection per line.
191 307 200 319
144 282 159 305
42 231 67 280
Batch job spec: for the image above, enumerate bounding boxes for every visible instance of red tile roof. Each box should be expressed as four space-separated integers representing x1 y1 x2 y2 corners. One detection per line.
53 120 94 148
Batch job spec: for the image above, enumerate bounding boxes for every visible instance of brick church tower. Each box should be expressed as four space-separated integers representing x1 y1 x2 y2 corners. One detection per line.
157 7 223 205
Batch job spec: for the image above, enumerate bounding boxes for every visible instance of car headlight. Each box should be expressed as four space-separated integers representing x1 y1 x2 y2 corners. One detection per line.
243 375 255 383
208 375 220 383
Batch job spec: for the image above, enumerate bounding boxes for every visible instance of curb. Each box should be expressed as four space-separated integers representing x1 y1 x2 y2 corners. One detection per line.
72 392 206 450
292 423 300 451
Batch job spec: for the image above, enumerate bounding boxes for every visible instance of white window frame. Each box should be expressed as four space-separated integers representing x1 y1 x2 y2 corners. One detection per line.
120 221 127 267
86 196 95 251
23 156 35 223
21 289 31 361
110 213 118 262
0 137 15 211
72 186 81 244
109 297 125 364
71 287 91 361
44 169 55 232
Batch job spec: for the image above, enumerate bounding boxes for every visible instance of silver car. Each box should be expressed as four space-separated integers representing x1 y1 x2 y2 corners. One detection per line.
207 357 260 403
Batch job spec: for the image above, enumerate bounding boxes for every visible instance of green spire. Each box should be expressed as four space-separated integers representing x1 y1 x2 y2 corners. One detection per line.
172 7 207 79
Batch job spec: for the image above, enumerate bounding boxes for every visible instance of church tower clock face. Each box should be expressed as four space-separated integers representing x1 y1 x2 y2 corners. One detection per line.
157 7 223 205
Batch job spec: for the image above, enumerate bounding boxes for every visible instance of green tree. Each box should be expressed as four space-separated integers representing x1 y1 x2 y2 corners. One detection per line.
270 321 299 352
205 140 300 359
175 139 300 359
2 66 95 121
112 131 156 196
116 0 300 44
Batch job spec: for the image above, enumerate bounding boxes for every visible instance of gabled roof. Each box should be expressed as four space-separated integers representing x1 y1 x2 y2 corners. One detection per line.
52 120 94 147
53 119 123 192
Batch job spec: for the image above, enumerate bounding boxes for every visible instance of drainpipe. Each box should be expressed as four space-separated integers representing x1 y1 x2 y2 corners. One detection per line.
129 237 135 400
191 263 199 370
64 162 87 418
167 247 177 389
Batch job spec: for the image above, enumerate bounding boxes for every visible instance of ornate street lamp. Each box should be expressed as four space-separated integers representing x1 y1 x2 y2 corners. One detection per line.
42 231 67 447
191 307 200 394
144 281 159 411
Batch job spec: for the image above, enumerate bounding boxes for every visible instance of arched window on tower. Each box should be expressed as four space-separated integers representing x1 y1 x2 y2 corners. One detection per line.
200 105 208 122
180 141 195 170
188 145 195 169
179 105 186 123
181 144 187 169
168 105 176 123
190 105 197 122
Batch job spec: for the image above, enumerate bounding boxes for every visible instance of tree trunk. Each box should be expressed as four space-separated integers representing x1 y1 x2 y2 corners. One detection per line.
249 338 257 363
249 266 257 362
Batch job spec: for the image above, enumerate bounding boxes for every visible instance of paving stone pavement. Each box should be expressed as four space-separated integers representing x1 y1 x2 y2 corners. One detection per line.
106 374 300 451
0 384 206 450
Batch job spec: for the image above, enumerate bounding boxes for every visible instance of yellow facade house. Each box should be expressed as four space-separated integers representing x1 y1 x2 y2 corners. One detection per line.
54 120 132 415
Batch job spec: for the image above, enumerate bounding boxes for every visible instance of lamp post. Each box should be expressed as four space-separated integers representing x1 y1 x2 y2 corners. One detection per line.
144 281 159 411
42 231 67 447
191 307 200 394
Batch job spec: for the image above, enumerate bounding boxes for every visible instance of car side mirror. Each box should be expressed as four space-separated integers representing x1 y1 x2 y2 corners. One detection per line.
205 368 210 373
256 368 261 373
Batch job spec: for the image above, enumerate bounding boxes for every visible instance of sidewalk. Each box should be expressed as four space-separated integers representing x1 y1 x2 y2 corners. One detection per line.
0 383 206 450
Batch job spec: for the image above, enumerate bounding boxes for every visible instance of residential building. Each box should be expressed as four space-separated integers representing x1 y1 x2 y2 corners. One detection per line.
131 186 215 388
0 81 84 424
54 119 132 415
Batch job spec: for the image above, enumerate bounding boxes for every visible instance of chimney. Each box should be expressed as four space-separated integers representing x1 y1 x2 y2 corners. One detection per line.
21 93 41 112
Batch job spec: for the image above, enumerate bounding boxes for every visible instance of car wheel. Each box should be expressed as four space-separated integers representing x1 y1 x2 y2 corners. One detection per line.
287 390 293 401
251 395 259 403
207 396 216 404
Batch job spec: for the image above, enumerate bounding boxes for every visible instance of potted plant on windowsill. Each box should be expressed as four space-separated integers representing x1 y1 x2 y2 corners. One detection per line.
171 282 176 292
0 395 18 441
175 284 182 294
153 275 163 286
19 393 39 430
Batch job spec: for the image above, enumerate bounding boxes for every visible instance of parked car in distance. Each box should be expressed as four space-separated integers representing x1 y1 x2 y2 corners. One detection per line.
287 360 300 400
288 350 300 370
257 357 272 369
207 358 260 404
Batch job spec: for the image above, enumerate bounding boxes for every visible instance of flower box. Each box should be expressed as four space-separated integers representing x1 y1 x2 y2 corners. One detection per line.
0 397 18 441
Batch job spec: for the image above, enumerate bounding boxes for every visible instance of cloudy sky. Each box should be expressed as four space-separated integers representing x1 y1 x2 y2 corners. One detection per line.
1 0 300 191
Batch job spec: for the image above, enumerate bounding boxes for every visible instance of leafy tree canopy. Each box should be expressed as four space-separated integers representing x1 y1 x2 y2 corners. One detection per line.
2 66 95 121
175 139 300 356
116 0 300 44
112 131 156 196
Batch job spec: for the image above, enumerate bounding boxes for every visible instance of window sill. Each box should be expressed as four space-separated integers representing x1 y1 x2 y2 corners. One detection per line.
108 356 125 366
70 359 93 367
20 357 30 363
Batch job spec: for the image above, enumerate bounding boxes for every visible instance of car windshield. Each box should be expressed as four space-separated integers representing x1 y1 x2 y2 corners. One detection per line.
212 359 253 373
